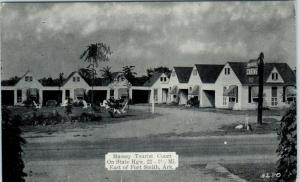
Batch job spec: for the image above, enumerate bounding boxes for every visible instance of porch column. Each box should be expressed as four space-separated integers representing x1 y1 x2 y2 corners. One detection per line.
62 89 65 103
106 89 110 100
199 88 203 107
39 89 43 106
114 88 118 99
151 88 154 113
14 89 17 105
129 88 133 100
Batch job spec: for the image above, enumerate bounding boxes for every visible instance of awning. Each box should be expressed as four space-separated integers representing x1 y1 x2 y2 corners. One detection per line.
223 85 238 97
74 88 86 97
169 86 178 95
29 88 38 96
189 85 200 95
286 86 296 97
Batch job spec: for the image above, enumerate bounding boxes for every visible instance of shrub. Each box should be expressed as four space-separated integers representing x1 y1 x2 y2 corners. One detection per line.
22 99 33 107
276 103 296 181
80 112 102 122
2 108 27 182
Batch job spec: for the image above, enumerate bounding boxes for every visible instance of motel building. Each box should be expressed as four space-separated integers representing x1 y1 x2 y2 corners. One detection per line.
1 71 132 106
1 60 296 110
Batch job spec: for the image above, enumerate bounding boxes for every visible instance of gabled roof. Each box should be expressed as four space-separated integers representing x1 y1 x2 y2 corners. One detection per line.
228 62 296 85
174 67 193 83
62 71 91 86
195 64 224 83
143 72 163 87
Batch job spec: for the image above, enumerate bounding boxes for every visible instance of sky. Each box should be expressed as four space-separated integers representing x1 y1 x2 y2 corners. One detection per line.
1 1 296 79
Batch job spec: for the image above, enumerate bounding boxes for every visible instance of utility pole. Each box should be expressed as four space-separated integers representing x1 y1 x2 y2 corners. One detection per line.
257 52 264 125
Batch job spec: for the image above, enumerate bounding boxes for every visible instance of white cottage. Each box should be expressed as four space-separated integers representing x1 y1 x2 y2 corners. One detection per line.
215 61 296 110
168 67 193 105
188 64 224 107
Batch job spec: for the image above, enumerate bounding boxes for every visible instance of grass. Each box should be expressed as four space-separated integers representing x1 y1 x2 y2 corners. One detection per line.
217 117 280 135
153 103 287 116
8 106 159 134
221 163 278 182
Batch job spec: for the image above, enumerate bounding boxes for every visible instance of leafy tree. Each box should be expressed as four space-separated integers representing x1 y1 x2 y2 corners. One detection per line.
276 103 296 181
2 107 27 182
80 43 112 106
78 68 93 83
147 66 171 78
100 66 113 82
122 66 136 85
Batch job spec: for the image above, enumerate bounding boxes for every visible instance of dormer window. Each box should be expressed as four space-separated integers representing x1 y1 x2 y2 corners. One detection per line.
225 68 230 75
160 77 167 82
272 73 278 80
25 76 33 82
73 76 80 82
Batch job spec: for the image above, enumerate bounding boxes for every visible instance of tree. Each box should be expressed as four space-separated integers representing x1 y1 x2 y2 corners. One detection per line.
2 107 27 182
276 103 296 181
147 66 171 78
100 66 113 82
122 66 137 85
80 43 112 107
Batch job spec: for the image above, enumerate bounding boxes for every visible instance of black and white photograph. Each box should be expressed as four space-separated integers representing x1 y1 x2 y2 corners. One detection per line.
1 1 297 182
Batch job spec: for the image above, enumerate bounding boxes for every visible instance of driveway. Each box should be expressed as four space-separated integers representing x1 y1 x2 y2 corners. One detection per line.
23 105 281 143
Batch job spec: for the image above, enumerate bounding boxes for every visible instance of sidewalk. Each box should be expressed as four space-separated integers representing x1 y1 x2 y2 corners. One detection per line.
25 159 247 182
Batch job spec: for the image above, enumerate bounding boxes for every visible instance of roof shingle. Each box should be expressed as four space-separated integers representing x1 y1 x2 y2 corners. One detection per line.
174 67 193 83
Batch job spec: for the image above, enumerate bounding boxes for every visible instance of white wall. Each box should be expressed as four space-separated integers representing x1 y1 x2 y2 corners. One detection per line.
215 64 242 110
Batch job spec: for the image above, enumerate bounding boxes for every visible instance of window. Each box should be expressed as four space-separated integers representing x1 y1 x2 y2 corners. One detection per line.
272 97 278 106
271 87 278 106
73 77 76 82
160 77 163 82
77 77 80 82
110 90 114 98
272 73 278 80
164 77 167 82
25 76 32 82
229 97 235 102
192 69 197 76
225 68 230 75
223 96 227 105
17 90 22 103
65 90 70 99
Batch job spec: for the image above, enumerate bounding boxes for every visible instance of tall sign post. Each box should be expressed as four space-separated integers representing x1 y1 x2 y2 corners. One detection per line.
257 52 264 125
246 52 264 125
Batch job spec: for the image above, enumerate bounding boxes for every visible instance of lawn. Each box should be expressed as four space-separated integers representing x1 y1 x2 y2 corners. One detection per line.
8 106 159 134
153 103 287 116
221 163 278 182
217 117 280 135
